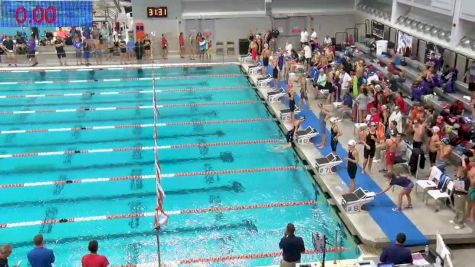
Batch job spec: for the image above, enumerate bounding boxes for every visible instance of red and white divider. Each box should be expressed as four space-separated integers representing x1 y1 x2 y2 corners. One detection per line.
0 166 298 189
0 200 317 229
0 138 281 159
0 117 272 135
0 100 258 115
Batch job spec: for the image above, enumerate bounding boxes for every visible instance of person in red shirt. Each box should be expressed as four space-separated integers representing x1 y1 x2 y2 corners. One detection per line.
161 34 168 59
178 32 185 58
394 92 408 114
82 240 109 267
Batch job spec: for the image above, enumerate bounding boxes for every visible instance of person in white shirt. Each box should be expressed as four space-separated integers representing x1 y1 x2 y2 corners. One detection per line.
310 28 317 41
303 44 312 67
323 35 332 47
340 70 352 94
367 72 380 85
389 106 403 133
285 41 293 57
300 29 309 46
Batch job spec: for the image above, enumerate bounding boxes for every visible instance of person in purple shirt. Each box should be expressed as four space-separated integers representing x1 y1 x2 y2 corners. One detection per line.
379 233 413 265
377 173 414 212
27 234 55 267
27 35 38 66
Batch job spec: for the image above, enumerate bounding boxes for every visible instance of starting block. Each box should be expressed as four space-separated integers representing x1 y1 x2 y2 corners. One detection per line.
341 187 375 213
240 54 252 63
280 107 301 121
267 89 286 103
257 74 273 87
296 127 318 144
315 153 343 175
248 64 263 75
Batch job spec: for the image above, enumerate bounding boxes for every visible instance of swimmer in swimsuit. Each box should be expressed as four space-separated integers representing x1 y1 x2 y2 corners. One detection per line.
279 116 306 150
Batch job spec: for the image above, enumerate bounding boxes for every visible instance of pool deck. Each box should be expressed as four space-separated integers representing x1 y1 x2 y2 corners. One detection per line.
241 63 475 257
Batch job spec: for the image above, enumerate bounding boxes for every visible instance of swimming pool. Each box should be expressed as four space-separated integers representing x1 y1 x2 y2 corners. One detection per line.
0 64 359 266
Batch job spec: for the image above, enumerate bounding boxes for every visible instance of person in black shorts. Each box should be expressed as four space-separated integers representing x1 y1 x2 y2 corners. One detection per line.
119 37 127 64
347 139 359 193
54 36 67 66
288 83 296 122
360 122 377 174
329 117 341 155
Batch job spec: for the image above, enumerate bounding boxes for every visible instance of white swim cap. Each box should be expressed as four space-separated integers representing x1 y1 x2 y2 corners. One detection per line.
348 139 357 146
432 126 440 133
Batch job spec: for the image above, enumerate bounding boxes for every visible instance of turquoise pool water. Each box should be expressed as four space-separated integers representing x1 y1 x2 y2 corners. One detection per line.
0 65 359 266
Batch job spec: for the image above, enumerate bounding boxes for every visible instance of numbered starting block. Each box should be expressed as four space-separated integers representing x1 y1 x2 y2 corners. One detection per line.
248 64 263 75
341 187 375 214
267 89 286 103
257 74 273 87
315 153 342 175
296 127 318 144
280 107 301 121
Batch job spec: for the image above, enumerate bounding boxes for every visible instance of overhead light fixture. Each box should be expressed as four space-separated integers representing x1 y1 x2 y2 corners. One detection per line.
410 20 419 29
438 30 450 42
423 24 433 34
396 16 405 24
404 18 413 27
460 37 471 48
416 22 425 31
471 40 475 51
430 27 440 37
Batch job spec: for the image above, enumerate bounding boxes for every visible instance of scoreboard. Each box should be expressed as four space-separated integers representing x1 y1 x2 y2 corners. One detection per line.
0 0 93 27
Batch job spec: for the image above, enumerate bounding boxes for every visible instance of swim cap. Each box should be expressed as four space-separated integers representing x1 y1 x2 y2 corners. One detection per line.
348 139 356 146
432 126 440 133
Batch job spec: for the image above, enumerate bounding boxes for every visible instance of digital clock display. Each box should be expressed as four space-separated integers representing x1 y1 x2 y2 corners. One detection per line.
0 0 93 27
147 7 167 18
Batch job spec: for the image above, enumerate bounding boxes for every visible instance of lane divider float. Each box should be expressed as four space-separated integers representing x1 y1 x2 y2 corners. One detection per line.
0 74 240 86
0 86 248 99
0 100 258 115
0 138 281 158
0 117 272 135
0 166 298 189
0 200 316 229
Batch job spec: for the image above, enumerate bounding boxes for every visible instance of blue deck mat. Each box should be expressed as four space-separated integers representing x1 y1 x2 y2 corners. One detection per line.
275 80 428 246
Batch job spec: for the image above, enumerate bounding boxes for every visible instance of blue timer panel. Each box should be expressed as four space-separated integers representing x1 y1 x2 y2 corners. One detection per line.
0 0 93 27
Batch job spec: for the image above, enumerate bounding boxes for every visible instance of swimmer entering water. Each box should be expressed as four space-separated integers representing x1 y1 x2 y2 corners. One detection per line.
277 116 306 150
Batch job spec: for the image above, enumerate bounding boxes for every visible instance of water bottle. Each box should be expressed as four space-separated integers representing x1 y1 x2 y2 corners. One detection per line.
424 245 429 256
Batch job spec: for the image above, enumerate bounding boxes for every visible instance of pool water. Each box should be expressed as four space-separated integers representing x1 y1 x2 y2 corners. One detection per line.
0 65 359 266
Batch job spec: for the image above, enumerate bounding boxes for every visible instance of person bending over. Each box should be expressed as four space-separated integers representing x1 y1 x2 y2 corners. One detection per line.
377 173 413 212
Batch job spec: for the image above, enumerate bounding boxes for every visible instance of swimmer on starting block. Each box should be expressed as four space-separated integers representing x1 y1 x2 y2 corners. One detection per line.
275 116 306 150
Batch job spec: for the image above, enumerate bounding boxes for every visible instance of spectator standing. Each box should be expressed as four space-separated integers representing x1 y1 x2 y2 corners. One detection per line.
323 35 332 47
279 223 305 267
464 60 475 102
27 234 55 267
179 32 185 58
126 38 135 62
310 28 317 50
27 35 38 67
73 36 83 65
300 29 308 47
189 34 195 60
135 39 144 63
428 126 441 166
206 35 212 62
161 34 168 59
143 34 152 61
119 37 127 64
389 106 403 133
54 36 67 66
379 233 413 265
83 38 92 66
451 166 470 229
303 43 312 69
355 86 372 123
81 240 109 267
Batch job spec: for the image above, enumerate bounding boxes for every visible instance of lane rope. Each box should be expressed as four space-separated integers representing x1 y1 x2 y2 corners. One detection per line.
0 166 298 189
0 100 258 115
0 117 272 135
0 62 238 73
0 200 316 229
0 138 281 158
0 86 248 99
0 73 241 86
